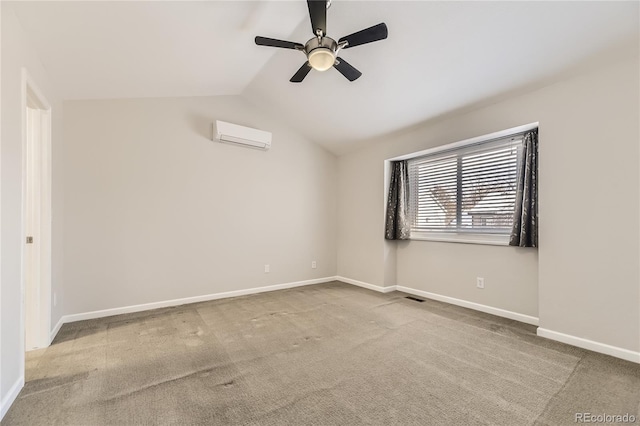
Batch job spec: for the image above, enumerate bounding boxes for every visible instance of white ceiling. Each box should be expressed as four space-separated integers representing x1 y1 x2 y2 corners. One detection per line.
9 1 309 99
9 1 639 155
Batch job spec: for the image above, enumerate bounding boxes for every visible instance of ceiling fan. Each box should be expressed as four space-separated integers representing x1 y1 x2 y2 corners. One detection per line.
255 0 388 83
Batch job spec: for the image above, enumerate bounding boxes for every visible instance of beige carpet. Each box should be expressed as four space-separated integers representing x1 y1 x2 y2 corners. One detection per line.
3 281 639 425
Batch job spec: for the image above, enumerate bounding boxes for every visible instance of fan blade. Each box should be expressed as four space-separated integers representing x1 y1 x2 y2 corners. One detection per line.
307 0 327 36
290 62 313 83
333 57 362 82
255 36 304 50
339 23 388 49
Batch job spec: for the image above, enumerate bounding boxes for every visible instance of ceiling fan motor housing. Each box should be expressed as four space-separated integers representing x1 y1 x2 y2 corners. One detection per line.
305 36 337 71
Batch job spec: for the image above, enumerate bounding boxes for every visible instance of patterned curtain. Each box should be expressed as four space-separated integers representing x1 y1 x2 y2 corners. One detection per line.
385 161 411 240
509 129 538 247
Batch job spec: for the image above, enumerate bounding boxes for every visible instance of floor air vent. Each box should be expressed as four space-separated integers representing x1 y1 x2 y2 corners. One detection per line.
405 296 425 303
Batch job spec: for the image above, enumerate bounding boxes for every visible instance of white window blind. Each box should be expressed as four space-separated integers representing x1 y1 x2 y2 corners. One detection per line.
408 134 524 236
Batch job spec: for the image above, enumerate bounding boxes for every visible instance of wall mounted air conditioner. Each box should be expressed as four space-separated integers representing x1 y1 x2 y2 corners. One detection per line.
212 120 272 150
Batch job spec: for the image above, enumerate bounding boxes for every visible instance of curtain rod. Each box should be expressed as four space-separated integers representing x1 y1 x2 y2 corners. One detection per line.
388 122 538 162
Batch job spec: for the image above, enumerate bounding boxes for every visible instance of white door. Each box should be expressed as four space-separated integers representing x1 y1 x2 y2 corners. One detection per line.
23 81 51 351
25 106 42 350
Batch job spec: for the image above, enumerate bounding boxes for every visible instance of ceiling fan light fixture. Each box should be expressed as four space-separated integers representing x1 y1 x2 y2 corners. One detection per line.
254 1 388 83
308 47 335 71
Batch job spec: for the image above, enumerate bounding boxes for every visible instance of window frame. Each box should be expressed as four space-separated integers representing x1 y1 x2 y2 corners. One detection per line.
386 123 538 246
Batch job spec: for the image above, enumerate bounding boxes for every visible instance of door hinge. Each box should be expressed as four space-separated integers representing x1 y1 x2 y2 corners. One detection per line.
26 236 34 244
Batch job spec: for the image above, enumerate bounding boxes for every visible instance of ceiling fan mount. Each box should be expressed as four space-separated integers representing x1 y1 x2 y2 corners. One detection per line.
255 0 388 83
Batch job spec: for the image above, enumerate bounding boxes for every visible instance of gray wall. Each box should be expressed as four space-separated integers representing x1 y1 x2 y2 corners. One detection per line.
62 96 338 315
337 57 639 352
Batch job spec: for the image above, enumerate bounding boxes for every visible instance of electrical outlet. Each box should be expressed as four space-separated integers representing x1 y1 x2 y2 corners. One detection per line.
311 261 317 269
264 264 270 273
476 277 484 289
53 292 57 307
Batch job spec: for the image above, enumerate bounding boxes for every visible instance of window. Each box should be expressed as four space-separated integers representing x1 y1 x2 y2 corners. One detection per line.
408 134 524 243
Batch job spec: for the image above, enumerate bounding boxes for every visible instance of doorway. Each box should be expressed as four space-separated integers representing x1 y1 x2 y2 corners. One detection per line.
22 69 52 352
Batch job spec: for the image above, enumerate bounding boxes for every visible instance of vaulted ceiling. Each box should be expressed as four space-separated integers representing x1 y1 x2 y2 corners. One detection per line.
8 1 639 154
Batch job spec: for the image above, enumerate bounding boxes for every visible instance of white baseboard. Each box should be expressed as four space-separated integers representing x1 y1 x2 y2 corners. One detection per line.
537 328 640 364
396 285 539 326
62 277 337 324
335 276 396 293
0 376 24 421
50 316 64 344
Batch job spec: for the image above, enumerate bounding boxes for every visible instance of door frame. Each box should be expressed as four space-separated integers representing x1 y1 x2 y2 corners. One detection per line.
20 68 52 358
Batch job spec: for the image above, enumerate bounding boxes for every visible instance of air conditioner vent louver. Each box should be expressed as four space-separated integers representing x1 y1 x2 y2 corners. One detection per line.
212 120 272 150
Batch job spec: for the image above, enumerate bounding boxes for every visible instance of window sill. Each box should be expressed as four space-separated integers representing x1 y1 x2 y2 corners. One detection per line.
409 232 509 246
